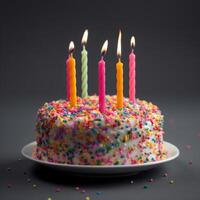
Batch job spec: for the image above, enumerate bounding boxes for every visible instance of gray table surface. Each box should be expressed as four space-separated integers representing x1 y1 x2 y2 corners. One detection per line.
1 96 200 200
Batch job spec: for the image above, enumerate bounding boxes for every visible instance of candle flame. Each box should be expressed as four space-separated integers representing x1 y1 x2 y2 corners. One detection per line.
130 36 135 48
101 40 108 55
117 30 122 58
81 29 88 45
69 41 75 52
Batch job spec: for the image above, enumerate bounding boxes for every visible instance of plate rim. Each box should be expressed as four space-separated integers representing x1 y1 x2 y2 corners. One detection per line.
21 141 180 168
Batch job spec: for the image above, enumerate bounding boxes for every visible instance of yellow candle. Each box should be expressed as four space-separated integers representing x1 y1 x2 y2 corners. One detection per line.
116 60 123 108
68 41 77 107
116 31 123 109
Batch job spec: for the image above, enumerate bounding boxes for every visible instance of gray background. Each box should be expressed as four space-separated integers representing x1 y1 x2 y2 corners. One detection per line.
0 0 200 199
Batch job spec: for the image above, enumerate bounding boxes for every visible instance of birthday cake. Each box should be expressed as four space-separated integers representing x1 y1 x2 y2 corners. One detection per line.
35 95 167 165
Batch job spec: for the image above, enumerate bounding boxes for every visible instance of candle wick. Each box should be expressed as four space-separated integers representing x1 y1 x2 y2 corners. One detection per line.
131 44 135 52
101 51 105 58
69 49 74 56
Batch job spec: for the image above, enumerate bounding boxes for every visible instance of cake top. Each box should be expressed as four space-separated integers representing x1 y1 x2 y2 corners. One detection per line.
36 95 163 132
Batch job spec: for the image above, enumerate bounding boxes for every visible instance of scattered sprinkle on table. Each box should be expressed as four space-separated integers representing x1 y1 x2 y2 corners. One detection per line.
33 184 37 188
96 191 101 195
188 160 193 165
75 186 80 191
85 196 90 200
81 189 86 193
143 185 148 189
18 158 22 161
130 180 134 184
170 180 174 184
55 187 61 192
148 178 154 182
163 173 168 177
48 198 52 200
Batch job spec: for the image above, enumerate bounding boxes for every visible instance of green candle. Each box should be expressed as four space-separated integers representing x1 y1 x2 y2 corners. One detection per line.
81 30 88 98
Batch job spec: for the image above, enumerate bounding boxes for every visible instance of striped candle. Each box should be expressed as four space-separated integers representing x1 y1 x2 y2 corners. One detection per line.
98 40 108 113
129 36 136 103
81 30 88 98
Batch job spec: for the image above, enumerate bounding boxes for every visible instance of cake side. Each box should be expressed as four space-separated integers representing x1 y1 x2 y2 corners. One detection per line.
35 95 167 165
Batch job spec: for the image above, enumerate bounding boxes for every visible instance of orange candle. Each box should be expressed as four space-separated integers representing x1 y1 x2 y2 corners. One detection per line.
116 31 123 109
68 41 77 107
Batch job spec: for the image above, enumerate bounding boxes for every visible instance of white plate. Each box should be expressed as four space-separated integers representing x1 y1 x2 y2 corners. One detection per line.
21 141 179 175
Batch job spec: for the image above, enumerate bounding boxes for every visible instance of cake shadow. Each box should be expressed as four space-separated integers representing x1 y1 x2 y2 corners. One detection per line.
30 163 167 186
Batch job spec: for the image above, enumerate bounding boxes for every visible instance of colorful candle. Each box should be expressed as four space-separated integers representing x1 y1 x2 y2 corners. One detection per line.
98 40 108 113
66 56 70 100
129 36 136 103
116 31 123 109
68 41 77 107
81 29 88 98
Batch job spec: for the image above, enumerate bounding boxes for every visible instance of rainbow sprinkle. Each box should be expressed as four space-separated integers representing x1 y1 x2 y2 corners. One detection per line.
35 95 167 165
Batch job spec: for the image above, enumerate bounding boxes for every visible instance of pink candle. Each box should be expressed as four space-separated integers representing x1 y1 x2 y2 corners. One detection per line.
129 36 136 103
66 56 70 100
98 58 105 113
98 40 108 113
